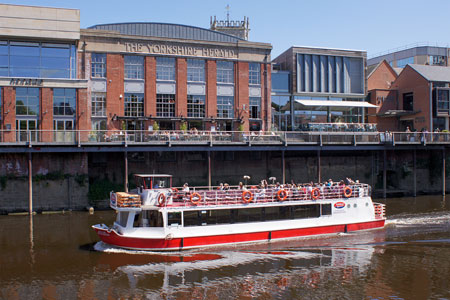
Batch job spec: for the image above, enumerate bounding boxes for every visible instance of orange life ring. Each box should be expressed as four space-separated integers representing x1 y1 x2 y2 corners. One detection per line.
311 188 320 200
242 190 253 203
171 188 179 198
343 186 352 198
190 192 201 205
157 193 166 206
251 186 258 190
277 189 288 201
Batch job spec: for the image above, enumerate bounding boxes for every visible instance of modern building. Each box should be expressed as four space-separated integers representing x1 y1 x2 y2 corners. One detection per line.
368 45 449 69
368 60 450 131
0 4 272 144
272 46 375 131
0 4 84 143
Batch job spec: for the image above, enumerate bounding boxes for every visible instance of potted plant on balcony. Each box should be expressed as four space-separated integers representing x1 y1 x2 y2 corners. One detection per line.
180 121 187 132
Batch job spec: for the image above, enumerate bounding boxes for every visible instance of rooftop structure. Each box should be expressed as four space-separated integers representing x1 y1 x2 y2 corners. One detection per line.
368 45 449 69
210 15 250 40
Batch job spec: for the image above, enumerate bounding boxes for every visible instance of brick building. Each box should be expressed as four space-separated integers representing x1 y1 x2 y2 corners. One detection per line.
0 4 272 143
368 60 450 131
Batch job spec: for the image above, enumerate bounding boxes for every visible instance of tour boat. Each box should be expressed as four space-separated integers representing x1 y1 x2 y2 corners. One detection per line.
92 174 386 251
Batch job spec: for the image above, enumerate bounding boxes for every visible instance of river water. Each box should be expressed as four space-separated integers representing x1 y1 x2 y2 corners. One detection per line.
0 196 449 300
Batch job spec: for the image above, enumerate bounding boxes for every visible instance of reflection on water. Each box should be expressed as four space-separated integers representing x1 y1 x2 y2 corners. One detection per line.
0 195 449 299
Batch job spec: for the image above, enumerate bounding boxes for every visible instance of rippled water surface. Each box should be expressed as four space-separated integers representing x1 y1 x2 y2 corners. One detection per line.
0 196 449 299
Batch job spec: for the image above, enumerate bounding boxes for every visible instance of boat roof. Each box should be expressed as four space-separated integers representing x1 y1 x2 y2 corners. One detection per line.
134 174 172 178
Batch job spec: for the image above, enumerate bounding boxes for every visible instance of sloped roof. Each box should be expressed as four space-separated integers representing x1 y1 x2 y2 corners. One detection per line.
408 64 450 82
367 59 398 79
88 22 244 43
393 67 403 75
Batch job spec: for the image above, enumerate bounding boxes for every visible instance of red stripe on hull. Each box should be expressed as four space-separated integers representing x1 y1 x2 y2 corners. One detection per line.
94 219 385 251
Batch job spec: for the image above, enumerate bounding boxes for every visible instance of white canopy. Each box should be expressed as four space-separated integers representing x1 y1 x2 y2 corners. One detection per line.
291 99 378 111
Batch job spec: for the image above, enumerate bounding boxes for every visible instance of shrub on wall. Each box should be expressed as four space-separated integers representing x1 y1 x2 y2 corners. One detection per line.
88 179 123 204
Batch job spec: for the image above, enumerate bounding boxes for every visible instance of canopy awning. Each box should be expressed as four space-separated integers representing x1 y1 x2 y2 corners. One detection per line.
284 99 378 112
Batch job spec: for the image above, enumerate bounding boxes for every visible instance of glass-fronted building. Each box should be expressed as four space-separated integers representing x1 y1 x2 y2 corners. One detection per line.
272 46 375 131
368 45 449 69
0 4 86 143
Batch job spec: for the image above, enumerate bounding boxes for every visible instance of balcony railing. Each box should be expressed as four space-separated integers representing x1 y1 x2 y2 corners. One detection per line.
0 130 449 146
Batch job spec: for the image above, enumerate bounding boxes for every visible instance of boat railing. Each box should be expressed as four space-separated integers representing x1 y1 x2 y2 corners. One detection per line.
373 202 386 219
167 184 370 208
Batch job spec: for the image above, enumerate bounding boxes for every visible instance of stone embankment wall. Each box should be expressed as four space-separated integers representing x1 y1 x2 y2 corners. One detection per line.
0 153 89 214
0 149 447 213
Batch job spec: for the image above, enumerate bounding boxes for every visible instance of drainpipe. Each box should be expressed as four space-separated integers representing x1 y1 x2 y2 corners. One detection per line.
429 82 433 130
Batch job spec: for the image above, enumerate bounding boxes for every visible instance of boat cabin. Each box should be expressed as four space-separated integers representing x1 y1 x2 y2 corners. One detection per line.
134 174 172 193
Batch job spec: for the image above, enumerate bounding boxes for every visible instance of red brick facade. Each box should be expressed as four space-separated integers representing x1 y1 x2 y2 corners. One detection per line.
2 87 16 142
205 60 217 120
176 58 187 124
145 56 157 128
236 61 249 131
368 60 437 131
106 54 124 130
40 88 53 142
261 63 271 131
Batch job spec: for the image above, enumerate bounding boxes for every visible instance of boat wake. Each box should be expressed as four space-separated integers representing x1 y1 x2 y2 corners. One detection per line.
386 211 450 226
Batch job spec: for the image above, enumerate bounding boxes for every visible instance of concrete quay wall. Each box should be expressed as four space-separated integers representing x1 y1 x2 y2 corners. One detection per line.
0 149 447 213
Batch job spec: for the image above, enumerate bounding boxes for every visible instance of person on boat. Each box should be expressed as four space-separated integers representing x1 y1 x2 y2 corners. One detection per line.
345 177 355 185
153 182 159 189
238 182 248 191
218 183 224 190
182 183 190 193
223 183 230 191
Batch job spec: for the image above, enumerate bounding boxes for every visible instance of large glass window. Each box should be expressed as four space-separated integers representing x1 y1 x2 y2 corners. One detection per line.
187 59 205 82
10 42 40 77
16 88 39 116
124 93 144 117
436 89 450 115
7 41 74 78
217 96 234 118
156 57 175 81
91 53 106 78
396 57 414 68
429 55 446 66
187 95 205 118
53 88 76 116
271 95 290 131
124 55 144 79
0 41 7 76
403 93 414 111
272 71 290 93
249 97 261 119
91 92 106 117
249 63 261 85
41 43 71 78
156 94 175 117
16 119 38 142
217 61 234 83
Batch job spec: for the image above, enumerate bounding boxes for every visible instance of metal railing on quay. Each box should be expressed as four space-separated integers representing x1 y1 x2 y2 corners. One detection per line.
1 129 450 146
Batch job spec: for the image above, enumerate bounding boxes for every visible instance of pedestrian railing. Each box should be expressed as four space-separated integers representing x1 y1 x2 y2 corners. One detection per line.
0 130 449 146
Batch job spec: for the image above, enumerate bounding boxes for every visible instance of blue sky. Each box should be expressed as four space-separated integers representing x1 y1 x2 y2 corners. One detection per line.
3 0 450 58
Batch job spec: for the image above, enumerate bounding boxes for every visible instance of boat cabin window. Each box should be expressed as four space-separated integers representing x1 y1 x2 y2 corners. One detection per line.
321 204 332 216
134 176 171 190
134 210 163 227
168 212 182 226
182 204 329 227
